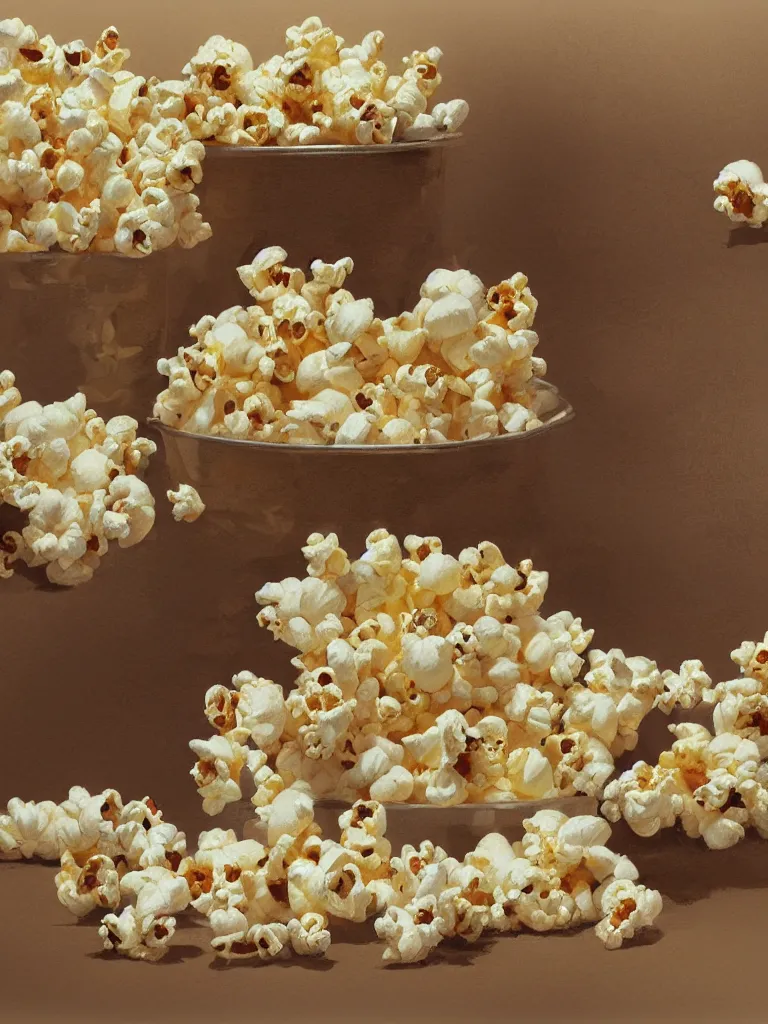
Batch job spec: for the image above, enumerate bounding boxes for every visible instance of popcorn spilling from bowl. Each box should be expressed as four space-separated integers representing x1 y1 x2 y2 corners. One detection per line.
713 160 768 227
0 18 211 254
2 788 662 962
602 631 768 850
0 370 156 585
181 18 468 147
188 530 703 813
154 248 559 445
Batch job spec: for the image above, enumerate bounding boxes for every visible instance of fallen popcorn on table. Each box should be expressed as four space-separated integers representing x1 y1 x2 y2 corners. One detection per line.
1 787 662 962
602 630 768 849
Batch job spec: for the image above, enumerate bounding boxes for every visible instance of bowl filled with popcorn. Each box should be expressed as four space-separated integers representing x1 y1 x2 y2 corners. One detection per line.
166 17 467 325
0 19 212 418
154 248 574 558
188 530 704 852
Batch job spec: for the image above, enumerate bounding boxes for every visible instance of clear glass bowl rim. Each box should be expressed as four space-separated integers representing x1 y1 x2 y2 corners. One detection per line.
202 133 464 157
152 379 574 455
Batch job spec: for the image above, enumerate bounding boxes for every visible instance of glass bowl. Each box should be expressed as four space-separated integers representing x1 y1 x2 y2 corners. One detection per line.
239 795 599 858
0 251 169 422
168 135 460 339
154 379 574 561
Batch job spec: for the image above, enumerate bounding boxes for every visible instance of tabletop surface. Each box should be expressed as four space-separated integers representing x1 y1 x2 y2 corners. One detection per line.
2 826 766 1024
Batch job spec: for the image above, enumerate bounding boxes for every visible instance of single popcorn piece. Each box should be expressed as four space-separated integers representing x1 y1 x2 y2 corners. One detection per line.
0 372 156 585
713 160 768 227
180 21 467 147
0 21 211 255
185 531 701 816
167 482 205 523
154 251 557 446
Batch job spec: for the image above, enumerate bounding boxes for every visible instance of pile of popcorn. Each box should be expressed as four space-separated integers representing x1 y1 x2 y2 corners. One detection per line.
713 159 768 227
0 370 156 584
0 18 211 254
602 631 768 850
189 530 703 814
181 18 468 147
0 787 662 962
154 248 557 445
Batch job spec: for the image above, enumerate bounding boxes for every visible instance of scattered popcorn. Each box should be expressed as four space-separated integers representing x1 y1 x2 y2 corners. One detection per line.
167 482 205 522
602 631 768 849
1 790 663 962
369 804 662 961
155 249 560 446
713 160 768 228
187 531 701 813
181 19 468 147
0 370 156 584
0 19 211 254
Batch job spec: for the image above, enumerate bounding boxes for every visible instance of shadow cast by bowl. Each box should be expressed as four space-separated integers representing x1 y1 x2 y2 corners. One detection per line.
88 943 204 965
608 822 768 904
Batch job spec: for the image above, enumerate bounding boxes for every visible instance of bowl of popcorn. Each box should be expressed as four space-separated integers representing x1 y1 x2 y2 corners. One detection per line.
167 17 467 324
154 248 573 555
188 530 704 847
0 18 213 417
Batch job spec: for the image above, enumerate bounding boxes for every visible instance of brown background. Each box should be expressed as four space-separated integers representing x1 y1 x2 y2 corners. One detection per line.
3 0 768 1020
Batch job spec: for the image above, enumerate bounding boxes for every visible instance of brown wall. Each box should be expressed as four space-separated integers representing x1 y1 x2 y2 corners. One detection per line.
4 0 768 819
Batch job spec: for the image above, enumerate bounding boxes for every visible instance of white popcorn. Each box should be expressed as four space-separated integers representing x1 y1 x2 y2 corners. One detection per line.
154 251 557 446
594 879 663 950
185 531 711 812
0 372 156 585
601 632 768 849
167 482 205 523
713 159 768 227
189 730 254 816
0 22 210 255
181 23 466 148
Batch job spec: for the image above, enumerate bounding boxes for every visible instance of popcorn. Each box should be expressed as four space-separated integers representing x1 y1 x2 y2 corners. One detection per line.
0 371 156 584
602 632 768 849
713 159 768 227
0 21 211 254
593 878 663 950
155 251 562 446
183 531 700 815
5 785 663 964
373 807 661 962
167 482 205 523
99 867 191 961
181 21 467 147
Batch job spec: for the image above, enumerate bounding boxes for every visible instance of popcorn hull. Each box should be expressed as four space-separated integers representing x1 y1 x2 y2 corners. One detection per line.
167 140 454 337
0 252 169 423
